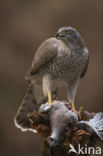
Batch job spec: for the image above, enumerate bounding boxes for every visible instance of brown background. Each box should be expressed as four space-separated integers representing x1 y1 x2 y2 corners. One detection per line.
0 0 103 156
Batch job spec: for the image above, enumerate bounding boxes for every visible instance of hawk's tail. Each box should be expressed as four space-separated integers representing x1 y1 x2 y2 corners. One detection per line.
14 83 39 132
14 83 58 132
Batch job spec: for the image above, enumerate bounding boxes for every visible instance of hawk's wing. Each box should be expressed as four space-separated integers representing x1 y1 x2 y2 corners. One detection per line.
14 38 58 131
81 55 89 78
25 37 58 80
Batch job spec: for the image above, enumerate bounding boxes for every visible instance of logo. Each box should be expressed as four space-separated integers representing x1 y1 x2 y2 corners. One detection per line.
68 144 101 155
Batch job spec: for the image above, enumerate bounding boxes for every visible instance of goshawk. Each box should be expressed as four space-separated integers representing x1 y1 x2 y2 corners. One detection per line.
15 26 89 130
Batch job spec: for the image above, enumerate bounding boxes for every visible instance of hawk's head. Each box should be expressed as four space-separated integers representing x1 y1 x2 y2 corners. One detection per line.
56 26 85 48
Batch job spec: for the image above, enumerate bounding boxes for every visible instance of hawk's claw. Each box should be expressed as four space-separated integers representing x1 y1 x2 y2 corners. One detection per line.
71 101 76 112
78 106 82 120
48 92 52 106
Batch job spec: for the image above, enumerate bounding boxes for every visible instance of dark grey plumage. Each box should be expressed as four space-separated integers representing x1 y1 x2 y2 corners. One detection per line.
14 26 89 131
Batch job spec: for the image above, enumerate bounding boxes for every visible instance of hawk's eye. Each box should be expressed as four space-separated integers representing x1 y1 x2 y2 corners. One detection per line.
65 30 70 35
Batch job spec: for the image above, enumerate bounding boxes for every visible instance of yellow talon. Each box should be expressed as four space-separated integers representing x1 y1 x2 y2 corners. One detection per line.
48 92 52 106
78 106 82 119
71 101 76 112
71 100 82 119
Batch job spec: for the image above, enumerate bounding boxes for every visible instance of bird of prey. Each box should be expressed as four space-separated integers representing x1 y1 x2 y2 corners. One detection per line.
14 26 89 130
26 26 89 109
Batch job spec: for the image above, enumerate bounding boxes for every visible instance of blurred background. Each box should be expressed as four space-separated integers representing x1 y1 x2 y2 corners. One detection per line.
0 0 103 156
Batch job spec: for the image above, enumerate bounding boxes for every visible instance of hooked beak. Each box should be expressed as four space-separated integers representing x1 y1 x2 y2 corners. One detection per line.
56 32 65 38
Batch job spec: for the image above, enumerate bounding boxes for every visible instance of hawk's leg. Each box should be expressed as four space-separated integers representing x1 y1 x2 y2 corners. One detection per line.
67 81 78 112
71 100 76 112
43 75 53 107
48 92 52 106
78 106 82 119
71 100 82 119
67 79 82 118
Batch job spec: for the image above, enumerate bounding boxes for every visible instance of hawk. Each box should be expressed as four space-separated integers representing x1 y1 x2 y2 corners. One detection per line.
14 26 89 131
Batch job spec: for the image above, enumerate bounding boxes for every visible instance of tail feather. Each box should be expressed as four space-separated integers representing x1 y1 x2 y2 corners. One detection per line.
14 83 39 131
14 83 57 132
